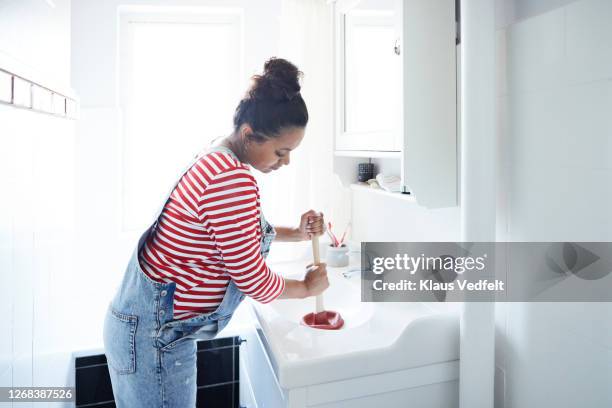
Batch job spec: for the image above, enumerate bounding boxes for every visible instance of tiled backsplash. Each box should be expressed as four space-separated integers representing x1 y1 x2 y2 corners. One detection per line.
75 336 242 408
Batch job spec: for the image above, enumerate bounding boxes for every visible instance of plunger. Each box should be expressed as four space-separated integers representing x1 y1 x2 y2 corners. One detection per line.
301 235 344 330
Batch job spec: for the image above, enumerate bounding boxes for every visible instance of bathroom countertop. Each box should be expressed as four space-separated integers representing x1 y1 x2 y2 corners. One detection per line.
249 259 460 389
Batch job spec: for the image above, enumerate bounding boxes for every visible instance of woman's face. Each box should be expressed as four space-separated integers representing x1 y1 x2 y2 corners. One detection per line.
244 126 305 173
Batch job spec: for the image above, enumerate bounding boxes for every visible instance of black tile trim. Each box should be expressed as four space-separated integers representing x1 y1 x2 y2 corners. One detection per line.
196 382 235 407
76 398 115 407
76 362 110 370
197 380 238 389
197 336 235 351
233 344 239 383
197 345 238 353
75 354 108 368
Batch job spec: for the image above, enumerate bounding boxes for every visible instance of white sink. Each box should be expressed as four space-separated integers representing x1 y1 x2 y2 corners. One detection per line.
264 270 374 330
249 260 460 389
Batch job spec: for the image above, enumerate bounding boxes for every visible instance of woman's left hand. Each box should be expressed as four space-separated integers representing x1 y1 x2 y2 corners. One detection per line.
296 210 325 240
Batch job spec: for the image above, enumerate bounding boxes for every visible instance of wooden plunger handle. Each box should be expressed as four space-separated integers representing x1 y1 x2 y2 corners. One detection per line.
311 235 324 313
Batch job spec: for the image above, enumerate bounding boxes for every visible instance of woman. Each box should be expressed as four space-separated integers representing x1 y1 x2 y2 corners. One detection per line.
103 58 329 407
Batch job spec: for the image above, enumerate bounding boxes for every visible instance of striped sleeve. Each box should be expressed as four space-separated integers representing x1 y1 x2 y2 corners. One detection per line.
198 166 285 303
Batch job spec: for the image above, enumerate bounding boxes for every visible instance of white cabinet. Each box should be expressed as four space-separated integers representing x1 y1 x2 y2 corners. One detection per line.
241 322 460 408
334 0 458 208
400 0 458 207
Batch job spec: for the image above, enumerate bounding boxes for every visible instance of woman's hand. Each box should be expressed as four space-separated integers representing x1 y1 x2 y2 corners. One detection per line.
277 263 329 299
304 262 329 297
296 210 325 240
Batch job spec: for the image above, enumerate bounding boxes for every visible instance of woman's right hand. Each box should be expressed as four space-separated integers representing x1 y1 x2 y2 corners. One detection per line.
304 262 329 297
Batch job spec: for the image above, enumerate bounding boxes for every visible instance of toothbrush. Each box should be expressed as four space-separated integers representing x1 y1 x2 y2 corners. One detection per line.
327 222 340 247
338 223 351 247
326 229 339 247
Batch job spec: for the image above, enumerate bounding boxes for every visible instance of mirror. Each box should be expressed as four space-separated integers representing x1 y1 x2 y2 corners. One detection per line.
339 0 401 150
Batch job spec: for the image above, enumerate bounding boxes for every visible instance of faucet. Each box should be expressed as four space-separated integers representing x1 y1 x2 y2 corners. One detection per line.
342 267 361 279
341 249 375 279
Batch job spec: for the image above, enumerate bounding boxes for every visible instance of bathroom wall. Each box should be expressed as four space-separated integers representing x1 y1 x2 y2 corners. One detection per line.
352 1 612 405
0 0 72 88
351 189 460 242
70 0 284 350
349 170 460 316
0 0 77 402
495 0 612 406
495 0 582 29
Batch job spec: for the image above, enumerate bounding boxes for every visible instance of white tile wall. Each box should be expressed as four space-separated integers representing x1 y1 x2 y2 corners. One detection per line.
513 0 578 21
0 105 15 405
516 83 612 169
560 83 612 169
504 303 612 408
566 0 612 83
11 109 36 391
496 30 509 96
1 0 76 393
506 8 566 93
0 104 78 398
506 88 567 167
497 0 612 406
32 116 78 388
507 164 612 241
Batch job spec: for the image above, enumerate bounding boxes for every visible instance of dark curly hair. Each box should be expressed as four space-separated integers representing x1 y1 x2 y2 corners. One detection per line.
233 57 309 141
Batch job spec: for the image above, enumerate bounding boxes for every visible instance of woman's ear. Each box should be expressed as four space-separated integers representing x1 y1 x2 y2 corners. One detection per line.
240 124 254 146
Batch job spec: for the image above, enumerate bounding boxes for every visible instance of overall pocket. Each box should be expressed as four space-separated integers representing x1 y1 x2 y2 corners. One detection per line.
103 307 138 374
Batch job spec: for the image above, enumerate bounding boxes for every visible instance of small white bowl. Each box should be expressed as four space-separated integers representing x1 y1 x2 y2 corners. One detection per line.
326 244 349 267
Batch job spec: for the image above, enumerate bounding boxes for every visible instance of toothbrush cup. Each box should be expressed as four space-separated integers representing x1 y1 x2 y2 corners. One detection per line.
326 244 349 267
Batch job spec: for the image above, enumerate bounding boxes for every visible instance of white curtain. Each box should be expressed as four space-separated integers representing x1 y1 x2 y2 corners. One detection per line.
256 0 351 263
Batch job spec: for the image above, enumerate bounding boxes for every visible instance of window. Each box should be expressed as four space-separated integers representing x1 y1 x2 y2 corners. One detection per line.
119 8 243 231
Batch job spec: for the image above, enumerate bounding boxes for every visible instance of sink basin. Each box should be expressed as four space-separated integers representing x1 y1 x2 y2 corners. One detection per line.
265 270 374 330
249 260 460 389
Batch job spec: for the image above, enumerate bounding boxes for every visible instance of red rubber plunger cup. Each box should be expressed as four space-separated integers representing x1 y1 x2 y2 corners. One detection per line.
301 310 344 330
301 235 344 330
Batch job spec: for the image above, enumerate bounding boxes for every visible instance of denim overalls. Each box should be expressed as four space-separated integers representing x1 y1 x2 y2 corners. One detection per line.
103 145 276 408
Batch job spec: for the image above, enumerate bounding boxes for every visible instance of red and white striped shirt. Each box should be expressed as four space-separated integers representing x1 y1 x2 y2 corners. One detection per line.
138 151 285 320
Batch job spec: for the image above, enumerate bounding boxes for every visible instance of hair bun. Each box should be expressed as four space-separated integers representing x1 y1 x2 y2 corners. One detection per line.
249 57 303 102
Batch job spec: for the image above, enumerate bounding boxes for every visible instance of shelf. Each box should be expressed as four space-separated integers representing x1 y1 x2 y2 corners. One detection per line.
349 183 416 202
334 150 401 159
